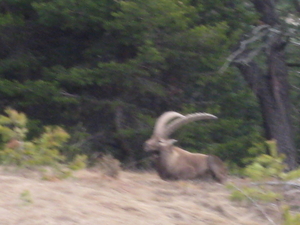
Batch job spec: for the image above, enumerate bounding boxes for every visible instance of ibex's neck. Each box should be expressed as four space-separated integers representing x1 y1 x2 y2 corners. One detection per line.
159 146 178 167
156 149 173 180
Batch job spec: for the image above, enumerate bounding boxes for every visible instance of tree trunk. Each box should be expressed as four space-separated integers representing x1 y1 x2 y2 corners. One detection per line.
234 0 298 169
293 0 300 14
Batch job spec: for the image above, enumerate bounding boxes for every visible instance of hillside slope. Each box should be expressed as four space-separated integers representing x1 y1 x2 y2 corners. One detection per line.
0 169 275 225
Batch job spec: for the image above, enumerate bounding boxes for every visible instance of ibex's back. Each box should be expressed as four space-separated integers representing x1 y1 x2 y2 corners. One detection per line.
144 111 227 183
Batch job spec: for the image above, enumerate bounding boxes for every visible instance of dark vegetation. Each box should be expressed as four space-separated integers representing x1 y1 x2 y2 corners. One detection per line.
1 0 300 170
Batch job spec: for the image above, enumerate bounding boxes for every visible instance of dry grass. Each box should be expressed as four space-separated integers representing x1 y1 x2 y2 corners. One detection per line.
94 154 121 179
0 167 279 225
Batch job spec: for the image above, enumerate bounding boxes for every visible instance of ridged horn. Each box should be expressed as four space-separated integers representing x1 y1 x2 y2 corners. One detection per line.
153 111 185 137
163 113 217 138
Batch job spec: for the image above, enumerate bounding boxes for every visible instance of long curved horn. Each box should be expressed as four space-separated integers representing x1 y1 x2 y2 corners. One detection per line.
153 111 185 137
163 113 217 138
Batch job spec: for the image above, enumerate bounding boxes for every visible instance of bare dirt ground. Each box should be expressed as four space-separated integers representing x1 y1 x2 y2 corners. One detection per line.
0 168 284 225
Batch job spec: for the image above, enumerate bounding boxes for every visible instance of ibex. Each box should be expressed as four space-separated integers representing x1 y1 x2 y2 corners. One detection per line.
144 111 227 183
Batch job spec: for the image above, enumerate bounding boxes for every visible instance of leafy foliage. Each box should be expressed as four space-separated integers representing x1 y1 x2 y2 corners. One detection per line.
0 109 69 167
228 140 300 224
0 0 298 167
228 184 282 203
68 154 87 171
243 140 300 181
282 206 300 225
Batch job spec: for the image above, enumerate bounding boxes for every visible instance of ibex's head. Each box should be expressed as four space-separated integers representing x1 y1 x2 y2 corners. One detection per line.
144 111 183 152
144 111 217 152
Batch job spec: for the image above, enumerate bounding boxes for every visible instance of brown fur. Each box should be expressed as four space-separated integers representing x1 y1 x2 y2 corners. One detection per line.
151 140 227 183
144 111 227 183
207 155 227 183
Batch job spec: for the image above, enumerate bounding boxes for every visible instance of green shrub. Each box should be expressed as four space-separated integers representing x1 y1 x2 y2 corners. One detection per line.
228 184 282 203
0 108 69 167
283 206 300 225
0 108 27 143
244 140 286 181
68 154 87 171
228 140 300 224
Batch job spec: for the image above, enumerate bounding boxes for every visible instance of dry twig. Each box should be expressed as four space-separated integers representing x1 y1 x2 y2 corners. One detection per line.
251 181 300 189
230 183 277 225
219 25 270 73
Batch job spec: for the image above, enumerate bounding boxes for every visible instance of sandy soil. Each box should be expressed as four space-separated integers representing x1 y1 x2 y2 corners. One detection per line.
0 168 282 225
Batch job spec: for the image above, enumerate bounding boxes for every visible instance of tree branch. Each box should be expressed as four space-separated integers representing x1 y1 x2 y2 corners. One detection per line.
230 183 277 225
290 40 300 47
219 25 270 73
251 181 300 189
60 91 80 98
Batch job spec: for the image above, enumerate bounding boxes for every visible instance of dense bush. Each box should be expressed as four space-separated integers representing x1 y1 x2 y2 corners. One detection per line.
0 109 69 167
0 0 299 167
227 140 300 224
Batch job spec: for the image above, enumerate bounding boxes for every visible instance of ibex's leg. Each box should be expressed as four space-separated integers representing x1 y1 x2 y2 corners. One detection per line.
175 166 197 180
207 155 227 183
155 161 172 180
157 168 174 180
